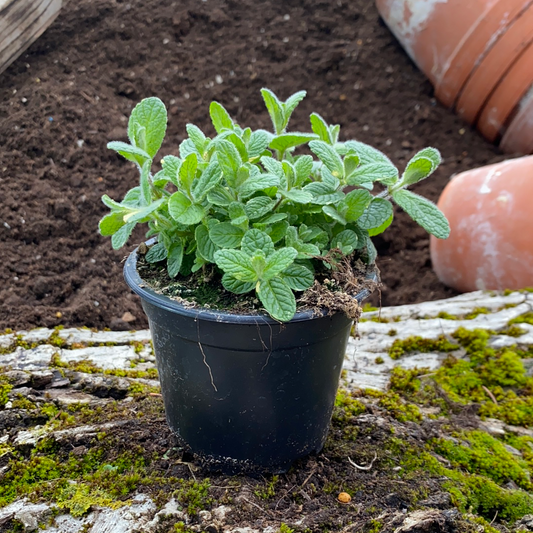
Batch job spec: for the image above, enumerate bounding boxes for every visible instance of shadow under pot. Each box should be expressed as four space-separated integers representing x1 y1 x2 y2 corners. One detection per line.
124 244 377 474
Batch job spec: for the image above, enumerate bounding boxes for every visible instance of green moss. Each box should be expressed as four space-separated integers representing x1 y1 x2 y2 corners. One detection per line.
378 391 422 422
367 519 383 533
509 312 533 326
374 356 384 365
433 431 531 489
370 317 389 323
436 311 458 320
254 475 279 499
173 479 212 515
463 307 490 320
11 395 37 410
0 377 13 407
388 335 459 360
389 368 422 394
500 325 527 337
387 329 397 337
279 524 294 533
362 304 378 312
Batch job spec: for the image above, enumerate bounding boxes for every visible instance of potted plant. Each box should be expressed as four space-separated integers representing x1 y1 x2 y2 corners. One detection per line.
99 89 449 473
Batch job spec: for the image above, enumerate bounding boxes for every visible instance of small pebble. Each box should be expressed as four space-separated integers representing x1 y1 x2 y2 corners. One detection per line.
337 492 351 504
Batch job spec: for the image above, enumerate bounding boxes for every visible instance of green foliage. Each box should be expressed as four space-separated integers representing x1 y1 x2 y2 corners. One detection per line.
100 89 448 321
173 479 212 516
0 378 13 408
388 335 459 360
254 475 279 499
279 524 295 533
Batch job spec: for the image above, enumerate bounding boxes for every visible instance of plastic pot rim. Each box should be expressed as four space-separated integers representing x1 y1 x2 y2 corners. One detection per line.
123 242 379 325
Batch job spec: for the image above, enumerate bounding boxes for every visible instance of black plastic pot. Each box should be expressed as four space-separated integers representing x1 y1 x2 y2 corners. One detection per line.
124 246 376 473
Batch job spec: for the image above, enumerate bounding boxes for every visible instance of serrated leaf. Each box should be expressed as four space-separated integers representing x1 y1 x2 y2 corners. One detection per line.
195 225 218 262
179 153 198 194
260 156 284 178
123 198 166 223
107 141 151 166
344 154 360 178
344 140 392 165
101 194 125 211
347 162 399 186
214 249 257 282
121 187 141 207
209 223 245 248
312 192 345 205
368 214 393 237
330 124 340 144
179 138 200 159
309 140 344 178
239 173 280 199
269 133 319 153
321 166 340 190
357 198 394 230
304 181 335 196
339 189 372 222
281 264 314 291
282 90 306 130
262 248 298 280
192 161 223 202
127 97 167 158
282 189 313 204
209 101 234 133
146 242 167 263
294 155 314 186
248 130 273 159
258 213 287 225
161 155 181 186
257 278 296 322
322 205 347 225
244 197 274 220
286 226 321 258
222 274 255 294
261 88 284 134
111 223 135 249
216 139 242 185
241 229 274 257
310 113 332 143
167 242 184 278
228 202 248 226
402 148 441 185
168 191 204 225
392 189 450 239
266 220 289 243
333 229 358 254
186 124 207 156
226 133 249 162
207 186 234 207
99 212 125 236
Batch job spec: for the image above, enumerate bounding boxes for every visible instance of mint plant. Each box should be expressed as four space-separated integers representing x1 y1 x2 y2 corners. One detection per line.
99 89 449 322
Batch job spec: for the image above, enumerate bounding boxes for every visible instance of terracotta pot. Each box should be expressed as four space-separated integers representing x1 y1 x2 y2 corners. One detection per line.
476 42 533 142
500 88 533 154
455 5 533 125
430 156 533 293
375 0 529 103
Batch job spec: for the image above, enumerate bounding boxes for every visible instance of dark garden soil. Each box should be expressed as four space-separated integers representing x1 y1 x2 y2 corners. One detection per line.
0 0 504 331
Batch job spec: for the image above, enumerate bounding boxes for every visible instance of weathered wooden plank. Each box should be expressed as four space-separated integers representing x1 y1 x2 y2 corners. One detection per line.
0 0 62 75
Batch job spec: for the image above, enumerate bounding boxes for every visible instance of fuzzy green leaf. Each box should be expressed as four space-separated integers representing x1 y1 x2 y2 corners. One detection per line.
282 189 313 204
168 192 204 225
146 242 168 263
111 223 135 249
161 155 181 186
139 160 152 206
282 264 314 291
244 197 274 220
260 156 284 178
322 205 347 225
99 212 125 236
344 140 392 166
123 198 166 224
178 153 198 193
127 97 167 158
339 189 372 222
333 230 358 254
207 186 234 207
261 88 284 134
214 249 257 282
101 195 125 211
248 130 272 159
263 248 298 280
347 162 399 186
402 148 441 186
282 90 306 130
392 189 450 239
107 141 152 166
266 220 289 243
222 274 255 295
239 173 280 199
195 225 218 262
192 161 223 202
167 242 184 278
294 155 314 186
209 101 234 133
310 113 331 143
209 223 245 248
309 140 344 178
368 214 393 237
216 140 242 184
358 198 394 230
257 278 296 322
186 124 207 156
242 229 275 257
269 133 319 153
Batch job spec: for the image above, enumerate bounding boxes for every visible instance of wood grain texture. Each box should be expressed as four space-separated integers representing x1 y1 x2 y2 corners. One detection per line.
0 0 62 75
